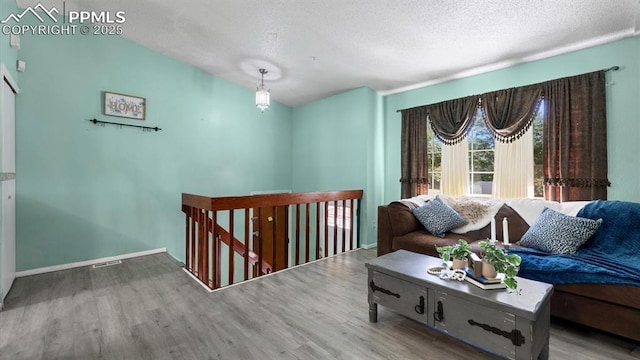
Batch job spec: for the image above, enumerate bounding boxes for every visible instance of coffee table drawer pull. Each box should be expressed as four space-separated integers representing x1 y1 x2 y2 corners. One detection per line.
433 301 444 322
414 296 425 314
369 280 400 298
467 319 525 346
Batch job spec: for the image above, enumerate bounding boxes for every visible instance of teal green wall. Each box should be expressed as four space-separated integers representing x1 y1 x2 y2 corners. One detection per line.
365 88 385 248
384 36 640 204
15 23 293 271
291 87 384 247
292 87 369 191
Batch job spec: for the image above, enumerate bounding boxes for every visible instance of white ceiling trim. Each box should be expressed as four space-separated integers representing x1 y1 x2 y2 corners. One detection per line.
381 30 636 98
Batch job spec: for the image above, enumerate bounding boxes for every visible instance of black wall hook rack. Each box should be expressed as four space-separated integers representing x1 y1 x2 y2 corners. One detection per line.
88 118 161 132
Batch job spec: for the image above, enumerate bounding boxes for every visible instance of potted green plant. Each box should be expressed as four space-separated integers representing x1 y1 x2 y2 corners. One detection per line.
478 240 522 290
436 239 472 269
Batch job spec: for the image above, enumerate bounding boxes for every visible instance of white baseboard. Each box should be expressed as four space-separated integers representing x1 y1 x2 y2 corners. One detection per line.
15 248 167 277
360 243 377 250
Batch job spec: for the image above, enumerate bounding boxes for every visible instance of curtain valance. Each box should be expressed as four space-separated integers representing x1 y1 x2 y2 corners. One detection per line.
427 95 478 145
424 88 541 145
480 85 542 143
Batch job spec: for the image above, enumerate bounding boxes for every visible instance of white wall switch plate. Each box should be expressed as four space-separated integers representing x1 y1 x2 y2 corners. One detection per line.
10 34 20 49
17 60 26 72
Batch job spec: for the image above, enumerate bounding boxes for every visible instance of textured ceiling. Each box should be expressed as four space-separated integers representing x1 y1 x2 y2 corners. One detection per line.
19 0 640 107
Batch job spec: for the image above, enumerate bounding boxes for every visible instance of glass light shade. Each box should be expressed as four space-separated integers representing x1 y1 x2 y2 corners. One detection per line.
256 86 270 112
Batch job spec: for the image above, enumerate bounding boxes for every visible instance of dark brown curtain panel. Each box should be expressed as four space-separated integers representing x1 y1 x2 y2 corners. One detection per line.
400 107 429 198
542 71 610 201
427 95 478 145
480 85 542 143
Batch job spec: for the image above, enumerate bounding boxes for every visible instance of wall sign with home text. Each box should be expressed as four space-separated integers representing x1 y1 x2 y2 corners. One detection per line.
103 91 146 120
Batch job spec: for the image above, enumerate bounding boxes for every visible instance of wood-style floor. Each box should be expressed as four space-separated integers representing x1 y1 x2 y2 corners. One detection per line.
0 249 638 360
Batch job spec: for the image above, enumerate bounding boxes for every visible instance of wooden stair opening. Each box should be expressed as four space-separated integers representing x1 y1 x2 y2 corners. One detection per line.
182 190 363 290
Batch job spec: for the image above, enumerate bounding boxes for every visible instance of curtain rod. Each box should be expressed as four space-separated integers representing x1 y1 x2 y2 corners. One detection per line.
395 65 620 113
88 118 162 131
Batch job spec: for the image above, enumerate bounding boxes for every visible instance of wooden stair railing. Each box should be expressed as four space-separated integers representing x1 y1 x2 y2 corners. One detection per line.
211 221 272 275
182 189 363 290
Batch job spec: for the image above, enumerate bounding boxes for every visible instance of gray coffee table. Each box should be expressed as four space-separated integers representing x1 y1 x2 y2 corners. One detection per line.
366 250 553 360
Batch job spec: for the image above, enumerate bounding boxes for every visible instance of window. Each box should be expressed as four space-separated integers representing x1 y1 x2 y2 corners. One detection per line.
427 103 544 197
426 126 442 193
467 109 494 195
532 102 544 197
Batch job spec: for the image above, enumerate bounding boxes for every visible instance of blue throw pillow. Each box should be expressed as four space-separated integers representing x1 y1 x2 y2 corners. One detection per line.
412 196 467 238
518 207 603 254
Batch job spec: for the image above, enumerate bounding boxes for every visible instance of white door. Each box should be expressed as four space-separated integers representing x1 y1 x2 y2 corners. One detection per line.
1 78 16 302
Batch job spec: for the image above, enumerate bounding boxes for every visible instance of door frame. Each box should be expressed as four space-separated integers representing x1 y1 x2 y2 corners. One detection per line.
1 63 19 307
1 64 19 95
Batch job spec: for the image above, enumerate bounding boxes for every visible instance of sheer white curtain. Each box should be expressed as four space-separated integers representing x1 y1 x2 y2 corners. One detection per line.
492 128 534 198
441 138 470 196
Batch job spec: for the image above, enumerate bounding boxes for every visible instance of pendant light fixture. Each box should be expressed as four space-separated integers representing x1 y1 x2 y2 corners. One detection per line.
255 68 270 112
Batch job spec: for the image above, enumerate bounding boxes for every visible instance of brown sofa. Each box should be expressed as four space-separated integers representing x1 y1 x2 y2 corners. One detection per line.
377 199 640 342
